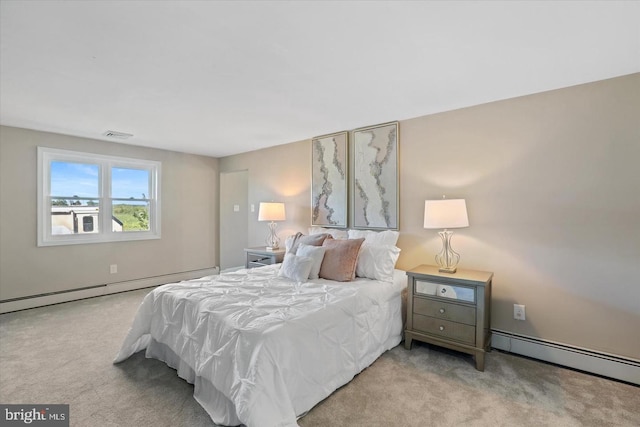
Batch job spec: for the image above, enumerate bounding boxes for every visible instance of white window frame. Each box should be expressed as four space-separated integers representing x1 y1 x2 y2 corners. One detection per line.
37 147 161 246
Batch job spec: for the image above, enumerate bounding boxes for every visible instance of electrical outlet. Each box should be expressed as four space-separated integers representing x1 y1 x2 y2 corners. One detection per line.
110 264 118 274
514 304 526 321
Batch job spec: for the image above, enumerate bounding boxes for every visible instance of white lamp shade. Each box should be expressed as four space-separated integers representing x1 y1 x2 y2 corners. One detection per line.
424 199 469 229
258 202 286 221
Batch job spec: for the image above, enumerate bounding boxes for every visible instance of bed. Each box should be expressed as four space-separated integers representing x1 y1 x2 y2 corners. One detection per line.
114 231 405 427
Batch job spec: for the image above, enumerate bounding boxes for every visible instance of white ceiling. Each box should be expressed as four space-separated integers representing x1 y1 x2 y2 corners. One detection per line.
1 1 638 158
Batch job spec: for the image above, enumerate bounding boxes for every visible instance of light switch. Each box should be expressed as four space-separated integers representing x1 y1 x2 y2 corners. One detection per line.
233 204 240 212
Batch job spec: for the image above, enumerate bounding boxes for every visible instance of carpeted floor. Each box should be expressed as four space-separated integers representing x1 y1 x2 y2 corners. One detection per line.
1 288 638 427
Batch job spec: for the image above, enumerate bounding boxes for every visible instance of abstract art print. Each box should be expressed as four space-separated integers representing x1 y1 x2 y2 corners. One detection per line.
352 122 399 230
311 131 348 227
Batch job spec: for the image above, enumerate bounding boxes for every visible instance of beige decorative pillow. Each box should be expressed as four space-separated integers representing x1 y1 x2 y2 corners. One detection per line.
308 226 349 240
286 232 332 254
319 238 365 282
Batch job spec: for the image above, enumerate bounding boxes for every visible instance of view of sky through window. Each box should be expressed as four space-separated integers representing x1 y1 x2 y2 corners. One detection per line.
50 162 150 201
51 161 99 197
112 167 150 200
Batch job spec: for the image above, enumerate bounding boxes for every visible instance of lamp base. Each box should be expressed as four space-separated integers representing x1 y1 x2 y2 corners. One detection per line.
265 221 280 251
435 229 461 274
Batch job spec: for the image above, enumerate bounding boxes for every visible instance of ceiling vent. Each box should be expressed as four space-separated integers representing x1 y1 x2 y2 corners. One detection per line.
103 130 133 139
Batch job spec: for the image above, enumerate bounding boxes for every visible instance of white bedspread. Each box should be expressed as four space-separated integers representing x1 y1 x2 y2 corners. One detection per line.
114 265 406 427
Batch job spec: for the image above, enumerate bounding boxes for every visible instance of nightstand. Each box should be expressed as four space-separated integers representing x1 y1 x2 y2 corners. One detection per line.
404 264 493 371
244 247 285 269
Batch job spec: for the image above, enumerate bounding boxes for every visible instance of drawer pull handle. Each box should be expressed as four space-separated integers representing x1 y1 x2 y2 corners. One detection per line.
439 326 445 331
439 308 445 314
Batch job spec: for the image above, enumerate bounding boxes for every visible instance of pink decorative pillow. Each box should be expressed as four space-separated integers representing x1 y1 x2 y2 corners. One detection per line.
319 238 365 282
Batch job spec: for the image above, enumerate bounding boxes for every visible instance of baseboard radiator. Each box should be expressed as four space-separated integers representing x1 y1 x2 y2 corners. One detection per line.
492 329 639 385
0 267 220 314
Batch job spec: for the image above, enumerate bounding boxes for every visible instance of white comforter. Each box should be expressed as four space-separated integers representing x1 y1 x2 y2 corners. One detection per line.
114 265 406 427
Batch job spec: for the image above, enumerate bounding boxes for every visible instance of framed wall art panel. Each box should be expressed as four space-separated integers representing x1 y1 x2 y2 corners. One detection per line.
311 131 348 227
352 122 399 230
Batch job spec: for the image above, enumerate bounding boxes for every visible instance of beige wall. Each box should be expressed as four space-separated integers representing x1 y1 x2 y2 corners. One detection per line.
2 74 636 358
220 141 314 249
220 74 640 360
0 126 219 301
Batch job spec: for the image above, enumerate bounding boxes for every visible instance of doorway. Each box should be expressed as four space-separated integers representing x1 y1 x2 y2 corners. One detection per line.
219 170 248 270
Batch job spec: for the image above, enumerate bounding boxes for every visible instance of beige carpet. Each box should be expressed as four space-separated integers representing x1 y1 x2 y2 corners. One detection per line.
1 288 638 427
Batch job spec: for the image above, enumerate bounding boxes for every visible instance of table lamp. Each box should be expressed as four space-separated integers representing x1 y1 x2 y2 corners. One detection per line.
423 197 469 273
258 202 286 250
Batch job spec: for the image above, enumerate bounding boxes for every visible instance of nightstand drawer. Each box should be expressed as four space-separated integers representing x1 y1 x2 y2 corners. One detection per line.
413 298 476 326
244 247 285 269
248 256 271 265
248 261 270 268
413 314 476 345
415 280 475 303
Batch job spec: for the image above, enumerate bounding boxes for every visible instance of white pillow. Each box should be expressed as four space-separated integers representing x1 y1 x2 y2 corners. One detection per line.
355 244 401 282
278 253 314 282
309 226 348 240
296 244 326 280
348 229 399 246
284 234 296 253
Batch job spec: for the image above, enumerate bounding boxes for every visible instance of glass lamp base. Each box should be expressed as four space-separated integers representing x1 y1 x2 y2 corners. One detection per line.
435 229 461 274
265 221 280 251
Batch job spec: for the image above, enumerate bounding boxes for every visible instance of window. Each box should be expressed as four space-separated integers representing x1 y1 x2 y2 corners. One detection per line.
38 147 161 246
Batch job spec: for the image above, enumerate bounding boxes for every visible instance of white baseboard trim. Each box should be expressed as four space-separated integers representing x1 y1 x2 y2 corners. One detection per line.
492 329 640 385
0 267 220 314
